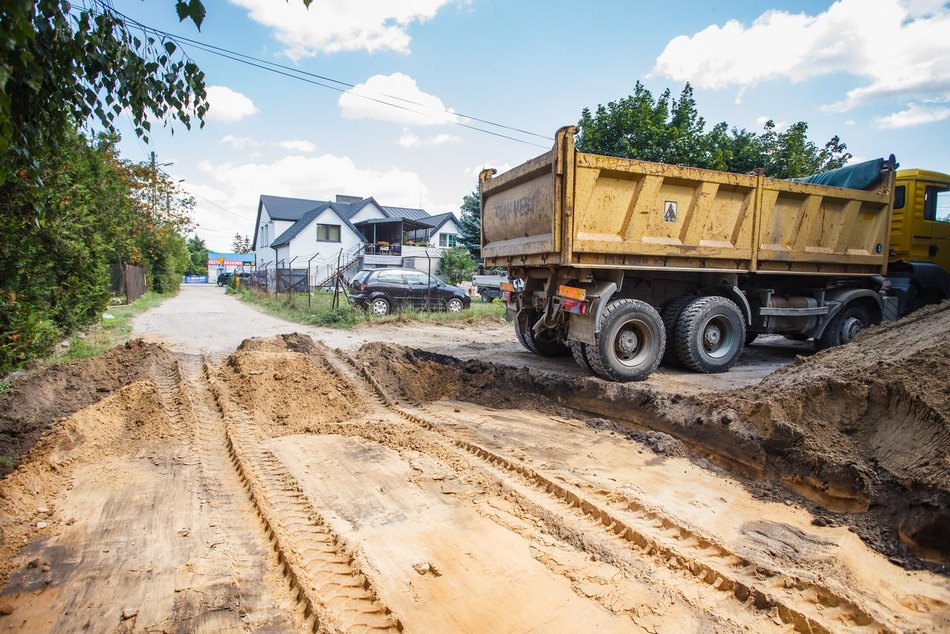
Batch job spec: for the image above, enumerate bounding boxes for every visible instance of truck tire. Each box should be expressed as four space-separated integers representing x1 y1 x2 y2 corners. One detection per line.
514 320 533 352
661 295 696 367
480 290 493 303
570 340 594 372
674 296 745 373
587 299 665 382
816 302 871 350
515 312 570 357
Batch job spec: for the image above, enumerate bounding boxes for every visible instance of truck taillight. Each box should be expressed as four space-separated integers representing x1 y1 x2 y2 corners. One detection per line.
560 299 587 314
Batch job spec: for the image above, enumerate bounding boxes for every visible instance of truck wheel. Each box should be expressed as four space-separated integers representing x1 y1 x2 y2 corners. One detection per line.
816 303 871 350
514 320 533 352
525 325 571 357
480 290 493 303
587 299 665 382
570 340 594 372
675 296 745 373
661 296 696 367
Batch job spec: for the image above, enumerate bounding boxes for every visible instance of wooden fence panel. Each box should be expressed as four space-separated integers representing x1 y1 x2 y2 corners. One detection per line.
125 265 146 303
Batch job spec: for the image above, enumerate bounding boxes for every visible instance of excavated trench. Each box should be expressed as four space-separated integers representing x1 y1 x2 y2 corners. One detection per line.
0 321 948 632
354 302 950 572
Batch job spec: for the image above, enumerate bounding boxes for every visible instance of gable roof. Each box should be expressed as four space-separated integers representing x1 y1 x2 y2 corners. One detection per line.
418 212 459 233
259 194 324 220
269 202 363 248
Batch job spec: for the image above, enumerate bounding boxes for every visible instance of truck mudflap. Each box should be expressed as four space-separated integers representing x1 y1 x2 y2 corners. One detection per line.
564 281 618 346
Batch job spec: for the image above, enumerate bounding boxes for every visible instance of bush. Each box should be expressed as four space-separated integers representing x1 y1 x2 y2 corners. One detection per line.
437 247 477 285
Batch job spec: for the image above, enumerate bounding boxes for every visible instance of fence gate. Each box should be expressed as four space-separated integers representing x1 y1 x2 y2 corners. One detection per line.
125 264 146 304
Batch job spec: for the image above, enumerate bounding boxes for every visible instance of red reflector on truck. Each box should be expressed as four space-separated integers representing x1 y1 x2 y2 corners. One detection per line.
500 282 515 292
560 299 587 314
558 285 587 301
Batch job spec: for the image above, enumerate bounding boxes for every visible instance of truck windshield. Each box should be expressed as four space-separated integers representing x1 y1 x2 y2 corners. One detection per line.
936 188 950 223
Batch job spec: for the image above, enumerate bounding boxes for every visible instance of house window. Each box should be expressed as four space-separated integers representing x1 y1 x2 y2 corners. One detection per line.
439 233 458 247
317 223 341 242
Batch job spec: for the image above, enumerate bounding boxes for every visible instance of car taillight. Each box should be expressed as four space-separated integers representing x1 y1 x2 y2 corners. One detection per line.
361 283 368 291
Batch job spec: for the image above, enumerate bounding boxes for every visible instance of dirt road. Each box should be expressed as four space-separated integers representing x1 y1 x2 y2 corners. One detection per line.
0 289 946 632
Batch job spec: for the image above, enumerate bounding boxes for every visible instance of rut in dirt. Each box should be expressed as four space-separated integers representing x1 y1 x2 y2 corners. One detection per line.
352 302 950 571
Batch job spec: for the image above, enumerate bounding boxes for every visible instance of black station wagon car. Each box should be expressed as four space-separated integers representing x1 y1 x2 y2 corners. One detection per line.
348 268 471 316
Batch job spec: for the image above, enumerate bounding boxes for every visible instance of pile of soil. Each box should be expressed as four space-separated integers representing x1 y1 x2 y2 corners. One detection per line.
355 303 950 570
0 340 177 475
221 334 366 436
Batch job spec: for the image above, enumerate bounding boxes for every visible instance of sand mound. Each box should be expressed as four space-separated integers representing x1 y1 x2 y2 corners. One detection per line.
221 334 366 436
0 340 176 475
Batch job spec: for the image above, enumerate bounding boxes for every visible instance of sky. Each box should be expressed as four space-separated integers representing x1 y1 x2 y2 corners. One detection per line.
108 0 950 251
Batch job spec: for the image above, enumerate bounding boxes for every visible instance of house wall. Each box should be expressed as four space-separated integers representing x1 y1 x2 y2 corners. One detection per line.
286 207 364 273
254 203 295 267
349 203 386 224
430 219 462 248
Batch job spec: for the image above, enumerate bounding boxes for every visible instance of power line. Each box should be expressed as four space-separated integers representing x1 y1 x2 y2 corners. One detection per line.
85 3 552 149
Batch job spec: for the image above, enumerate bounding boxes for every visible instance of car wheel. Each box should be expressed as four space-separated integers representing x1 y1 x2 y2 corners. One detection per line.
816 302 871 350
674 296 745 373
446 298 464 312
369 297 391 316
587 299 665 381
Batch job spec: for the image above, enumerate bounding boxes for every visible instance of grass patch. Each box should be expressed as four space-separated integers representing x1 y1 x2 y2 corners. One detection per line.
57 291 171 364
237 287 506 328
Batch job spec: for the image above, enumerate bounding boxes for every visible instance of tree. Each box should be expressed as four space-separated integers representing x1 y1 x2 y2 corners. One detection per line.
186 235 208 275
458 188 481 260
576 82 851 178
437 247 477 285
231 233 251 254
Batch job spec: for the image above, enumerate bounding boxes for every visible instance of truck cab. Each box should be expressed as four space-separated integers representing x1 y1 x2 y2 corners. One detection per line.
888 169 950 311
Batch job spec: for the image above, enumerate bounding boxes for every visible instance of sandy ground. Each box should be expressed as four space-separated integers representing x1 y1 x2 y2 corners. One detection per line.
0 288 946 632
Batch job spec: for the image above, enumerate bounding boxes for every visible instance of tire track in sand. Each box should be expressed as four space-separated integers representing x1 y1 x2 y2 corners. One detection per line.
329 347 889 634
203 361 402 633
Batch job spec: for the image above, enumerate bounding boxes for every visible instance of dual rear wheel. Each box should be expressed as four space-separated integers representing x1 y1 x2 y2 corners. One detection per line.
519 295 746 381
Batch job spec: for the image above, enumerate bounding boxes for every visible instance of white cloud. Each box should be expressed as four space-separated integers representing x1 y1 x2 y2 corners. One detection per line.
278 139 318 153
874 102 950 128
464 160 512 180
197 153 435 228
754 116 787 129
340 73 460 126
651 0 950 115
398 129 461 147
228 0 453 59
206 86 258 123
220 135 260 150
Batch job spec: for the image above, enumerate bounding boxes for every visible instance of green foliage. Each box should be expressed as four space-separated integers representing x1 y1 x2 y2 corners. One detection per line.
0 1 210 186
58 291 167 363
186 235 208 275
437 247 477 285
0 130 192 376
231 233 252 254
458 188 481 259
576 82 851 178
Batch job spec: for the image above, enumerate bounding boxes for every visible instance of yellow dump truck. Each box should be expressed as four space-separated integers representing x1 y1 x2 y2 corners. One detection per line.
480 126 950 381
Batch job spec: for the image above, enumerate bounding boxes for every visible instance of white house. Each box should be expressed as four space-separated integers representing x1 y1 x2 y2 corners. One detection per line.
252 194 463 284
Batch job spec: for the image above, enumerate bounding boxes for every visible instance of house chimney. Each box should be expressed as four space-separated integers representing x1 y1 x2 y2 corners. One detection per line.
335 195 363 204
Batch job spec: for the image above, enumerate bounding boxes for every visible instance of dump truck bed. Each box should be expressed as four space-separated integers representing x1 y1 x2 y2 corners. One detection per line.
481 127 895 276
